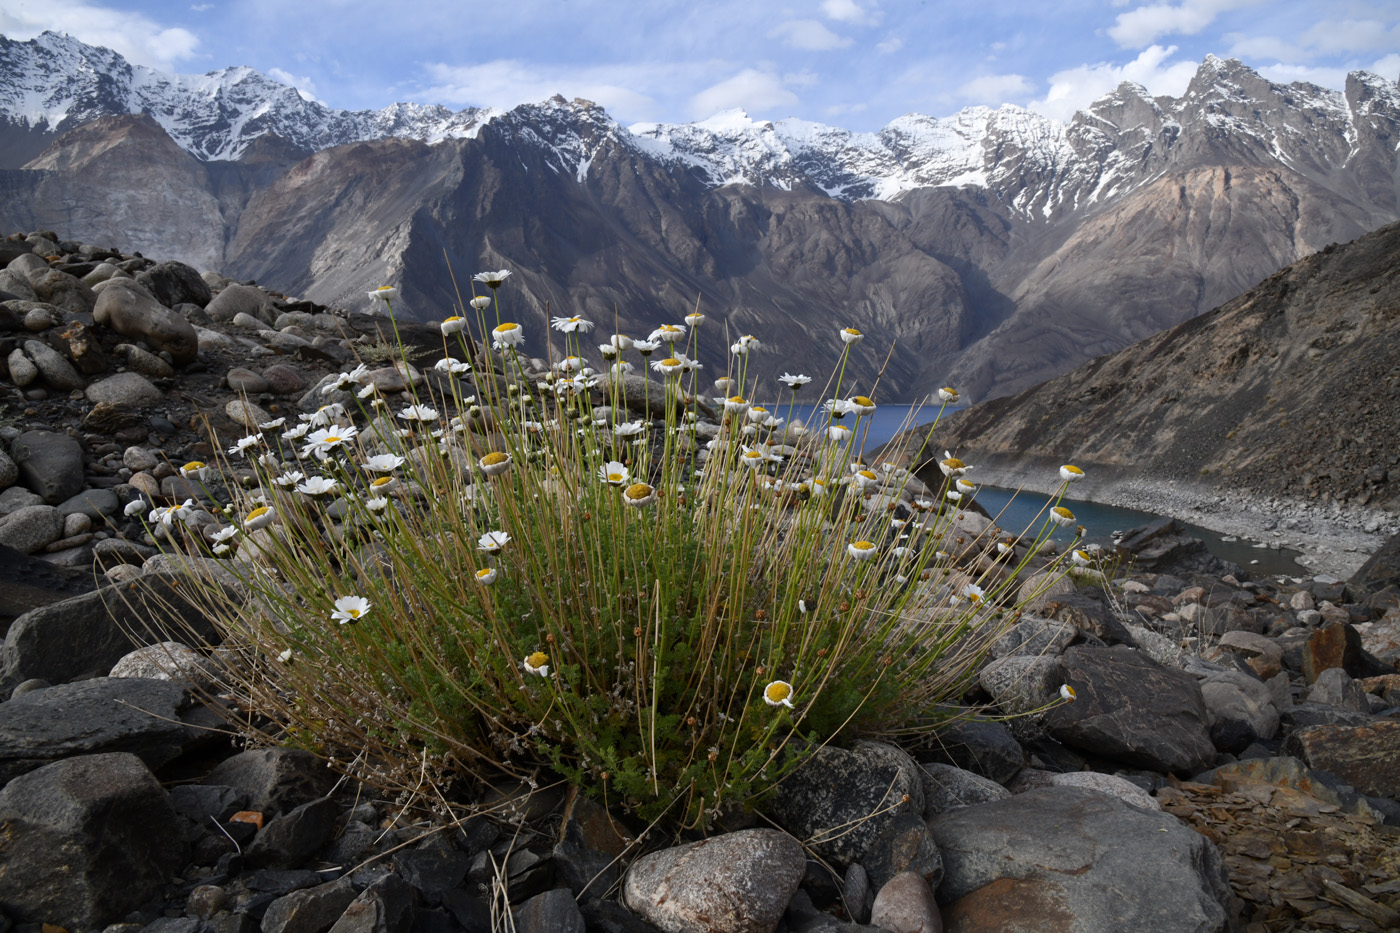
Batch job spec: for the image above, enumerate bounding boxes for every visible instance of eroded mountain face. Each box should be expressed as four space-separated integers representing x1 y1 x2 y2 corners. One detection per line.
1 32 1397 400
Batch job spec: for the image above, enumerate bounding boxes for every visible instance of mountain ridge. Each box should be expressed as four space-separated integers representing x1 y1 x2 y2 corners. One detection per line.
1 32 1398 403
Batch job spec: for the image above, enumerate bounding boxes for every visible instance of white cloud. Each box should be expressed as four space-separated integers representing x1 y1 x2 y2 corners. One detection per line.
957 74 1034 106
1028 44 1199 121
1370 54 1400 81
768 19 852 51
267 68 321 103
689 69 800 119
821 0 879 26
420 60 662 122
1302 19 1400 55
1223 34 1307 62
0 0 200 71
1254 63 1350 89
190 3 213 10
876 34 904 55
1108 0 1259 48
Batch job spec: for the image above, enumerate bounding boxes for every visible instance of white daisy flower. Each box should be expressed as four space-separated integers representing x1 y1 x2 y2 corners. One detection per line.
477 530 511 553
523 651 550 677
331 595 371 624
763 680 795 709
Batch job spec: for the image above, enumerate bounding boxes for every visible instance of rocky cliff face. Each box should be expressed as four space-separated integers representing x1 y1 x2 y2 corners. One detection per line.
928 219 1400 514
1 33 1398 401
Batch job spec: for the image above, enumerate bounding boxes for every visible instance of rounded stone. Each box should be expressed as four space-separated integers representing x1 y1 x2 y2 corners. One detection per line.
262 363 307 395
123 447 160 472
226 399 272 430
227 367 270 395
623 829 806 933
7 347 39 387
86 372 164 406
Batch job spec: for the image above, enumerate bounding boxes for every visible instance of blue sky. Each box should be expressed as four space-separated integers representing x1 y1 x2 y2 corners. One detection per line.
2 0 1397 129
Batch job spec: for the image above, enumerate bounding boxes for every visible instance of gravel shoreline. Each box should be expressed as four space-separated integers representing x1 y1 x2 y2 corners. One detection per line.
961 457 1398 580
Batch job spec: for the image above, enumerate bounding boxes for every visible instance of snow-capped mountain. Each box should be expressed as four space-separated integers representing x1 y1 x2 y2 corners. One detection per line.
0 31 495 161
6 31 1397 225
2 31 1398 402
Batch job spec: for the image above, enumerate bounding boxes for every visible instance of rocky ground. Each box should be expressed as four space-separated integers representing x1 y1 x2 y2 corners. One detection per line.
2 229 1400 933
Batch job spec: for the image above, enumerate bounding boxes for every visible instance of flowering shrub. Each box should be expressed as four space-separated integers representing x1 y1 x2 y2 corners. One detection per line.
161 277 1084 828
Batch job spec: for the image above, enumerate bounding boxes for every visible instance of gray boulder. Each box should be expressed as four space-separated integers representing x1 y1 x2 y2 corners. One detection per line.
1044 645 1216 775
931 786 1230 932
6 346 38 386
86 370 165 406
207 282 269 323
22 339 83 390
917 716 1025 784
623 828 805 933
919 761 1011 818
0 678 203 785
10 429 84 504
0 752 188 929
0 446 15 490
30 268 97 315
0 504 61 554
135 260 212 309
93 279 199 365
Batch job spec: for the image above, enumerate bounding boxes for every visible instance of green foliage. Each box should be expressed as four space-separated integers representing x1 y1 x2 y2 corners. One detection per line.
165 285 1084 830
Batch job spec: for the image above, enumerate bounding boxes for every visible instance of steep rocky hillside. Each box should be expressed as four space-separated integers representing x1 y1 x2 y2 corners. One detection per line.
927 220 1400 515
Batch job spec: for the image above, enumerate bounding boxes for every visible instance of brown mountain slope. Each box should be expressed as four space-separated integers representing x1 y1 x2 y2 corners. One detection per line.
926 219 1400 516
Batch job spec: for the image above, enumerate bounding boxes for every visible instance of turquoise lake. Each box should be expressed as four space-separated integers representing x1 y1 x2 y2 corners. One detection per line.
771 401 1307 576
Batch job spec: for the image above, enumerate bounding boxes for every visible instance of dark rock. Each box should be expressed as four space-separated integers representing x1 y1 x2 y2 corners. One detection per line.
1115 518 1240 577
207 284 269 323
329 874 416 933
169 783 250 826
512 888 584 933
0 676 203 785
1283 721 1400 799
136 260 213 309
859 810 943 890
1279 701 1374 730
10 429 84 504
1351 531 1400 594
203 748 337 816
768 741 925 866
552 837 618 903
0 752 188 928
1045 645 1216 775
390 835 468 906
0 572 225 693
247 796 341 869
263 363 309 395
260 877 358 933
915 717 1025 784
57 486 119 520
931 786 1230 932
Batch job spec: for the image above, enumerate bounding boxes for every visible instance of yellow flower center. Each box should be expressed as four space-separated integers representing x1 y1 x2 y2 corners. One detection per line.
526 651 548 668
371 477 391 487
607 472 625 483
944 458 965 469
660 358 681 367
728 395 746 404
765 682 791 703
481 452 509 465
348 608 362 618
493 323 519 334
1053 506 1074 520
183 461 204 471
247 507 269 521
624 483 654 500
852 540 874 551
844 328 861 336
852 396 874 406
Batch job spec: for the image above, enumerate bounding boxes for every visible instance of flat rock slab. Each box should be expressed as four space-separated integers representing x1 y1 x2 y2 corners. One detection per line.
0 677 203 786
1044 644 1216 775
0 572 225 693
0 542 97 627
931 786 1231 933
